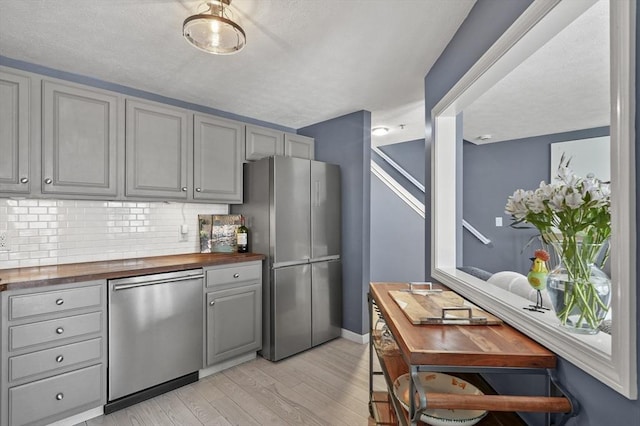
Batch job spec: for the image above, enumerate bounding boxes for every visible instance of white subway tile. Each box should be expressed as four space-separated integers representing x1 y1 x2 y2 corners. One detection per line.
29 207 48 214
0 200 229 270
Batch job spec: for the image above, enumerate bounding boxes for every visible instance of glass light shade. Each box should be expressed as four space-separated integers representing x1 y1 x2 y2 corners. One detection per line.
183 1 246 55
372 127 389 136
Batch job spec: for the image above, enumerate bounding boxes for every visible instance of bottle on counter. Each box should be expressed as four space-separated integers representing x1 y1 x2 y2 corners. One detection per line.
236 216 249 253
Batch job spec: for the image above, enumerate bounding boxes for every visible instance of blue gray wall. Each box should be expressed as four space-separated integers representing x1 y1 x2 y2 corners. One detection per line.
462 127 610 275
379 139 426 185
371 139 426 282
425 0 640 424
299 111 371 335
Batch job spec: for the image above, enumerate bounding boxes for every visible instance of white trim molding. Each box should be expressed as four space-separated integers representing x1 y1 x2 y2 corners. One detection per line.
431 0 636 399
341 328 369 344
371 160 426 218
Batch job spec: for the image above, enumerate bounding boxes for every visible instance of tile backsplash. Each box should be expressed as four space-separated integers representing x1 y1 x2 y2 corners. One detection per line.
0 199 227 269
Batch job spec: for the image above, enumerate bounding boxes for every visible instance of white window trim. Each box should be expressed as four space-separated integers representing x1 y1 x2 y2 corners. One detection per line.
431 0 636 399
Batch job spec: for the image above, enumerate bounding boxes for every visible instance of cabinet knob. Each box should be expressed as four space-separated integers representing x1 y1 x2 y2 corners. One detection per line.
55 327 64 335
44 178 53 184
233 273 240 278
20 177 29 184
56 298 64 306
209 300 215 306
56 355 64 363
181 187 187 192
195 188 202 192
56 393 64 401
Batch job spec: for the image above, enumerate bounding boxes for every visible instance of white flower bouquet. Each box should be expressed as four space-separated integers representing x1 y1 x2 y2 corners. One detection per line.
505 156 611 331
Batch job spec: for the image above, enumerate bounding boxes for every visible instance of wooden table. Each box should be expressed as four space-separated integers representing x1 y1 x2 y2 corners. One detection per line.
368 282 577 426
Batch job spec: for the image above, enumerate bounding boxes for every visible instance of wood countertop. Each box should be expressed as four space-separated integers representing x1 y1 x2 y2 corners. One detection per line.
370 282 556 369
0 252 265 292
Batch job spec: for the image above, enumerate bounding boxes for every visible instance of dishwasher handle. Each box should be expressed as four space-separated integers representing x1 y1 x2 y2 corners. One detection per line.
112 274 204 291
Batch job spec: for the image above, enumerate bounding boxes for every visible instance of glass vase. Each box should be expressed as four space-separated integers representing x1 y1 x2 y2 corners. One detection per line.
546 241 611 334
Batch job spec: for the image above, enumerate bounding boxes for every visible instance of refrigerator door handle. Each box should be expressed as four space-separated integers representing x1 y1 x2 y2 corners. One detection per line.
273 259 310 269
309 255 341 263
314 180 321 207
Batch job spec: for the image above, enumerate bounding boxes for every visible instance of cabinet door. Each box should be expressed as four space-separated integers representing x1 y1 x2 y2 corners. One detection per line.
9 364 103 426
206 282 261 365
245 125 284 161
125 99 188 199
0 70 31 194
194 114 243 203
284 133 315 160
311 260 342 346
42 81 118 196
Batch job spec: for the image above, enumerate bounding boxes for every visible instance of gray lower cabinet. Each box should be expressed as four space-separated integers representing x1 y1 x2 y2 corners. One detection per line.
204 262 262 366
0 69 31 194
1 281 107 426
193 114 244 203
42 80 118 197
9 364 103 426
125 99 189 199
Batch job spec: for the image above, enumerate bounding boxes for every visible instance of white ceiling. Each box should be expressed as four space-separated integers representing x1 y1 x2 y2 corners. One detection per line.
0 0 477 146
463 0 609 144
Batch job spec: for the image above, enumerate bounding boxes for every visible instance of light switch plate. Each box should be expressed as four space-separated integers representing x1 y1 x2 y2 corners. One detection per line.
495 217 503 227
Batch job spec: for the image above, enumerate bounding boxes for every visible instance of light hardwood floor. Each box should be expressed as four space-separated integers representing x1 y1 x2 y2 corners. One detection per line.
79 338 372 426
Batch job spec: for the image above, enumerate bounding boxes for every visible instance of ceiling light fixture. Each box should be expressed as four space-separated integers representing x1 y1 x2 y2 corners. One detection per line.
183 0 246 55
372 127 389 136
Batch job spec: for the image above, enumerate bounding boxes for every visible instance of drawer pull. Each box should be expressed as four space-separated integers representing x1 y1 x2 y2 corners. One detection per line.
56 355 64 363
209 300 215 306
56 298 64 306
56 392 64 401
56 327 64 335
233 273 240 278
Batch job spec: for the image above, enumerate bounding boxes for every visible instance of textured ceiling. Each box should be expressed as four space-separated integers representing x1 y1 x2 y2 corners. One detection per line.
0 0 476 145
463 0 609 144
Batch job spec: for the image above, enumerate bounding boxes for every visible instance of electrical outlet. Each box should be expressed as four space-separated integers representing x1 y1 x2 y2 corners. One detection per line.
179 225 189 242
0 232 8 251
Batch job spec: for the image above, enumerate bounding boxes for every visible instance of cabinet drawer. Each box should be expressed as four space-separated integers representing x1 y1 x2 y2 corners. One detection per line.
9 284 102 320
9 364 103 426
9 312 102 351
206 263 261 288
9 337 103 382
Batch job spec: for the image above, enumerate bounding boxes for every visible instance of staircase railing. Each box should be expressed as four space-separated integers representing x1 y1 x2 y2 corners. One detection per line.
371 146 492 245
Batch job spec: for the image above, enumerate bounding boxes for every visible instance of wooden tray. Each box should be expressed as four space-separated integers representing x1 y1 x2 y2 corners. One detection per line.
389 290 503 325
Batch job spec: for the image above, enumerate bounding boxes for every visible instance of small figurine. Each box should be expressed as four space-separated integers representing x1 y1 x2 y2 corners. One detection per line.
525 249 550 312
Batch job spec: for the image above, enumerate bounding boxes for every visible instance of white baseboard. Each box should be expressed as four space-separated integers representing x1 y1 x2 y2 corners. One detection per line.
47 406 103 426
341 328 369 344
199 352 257 379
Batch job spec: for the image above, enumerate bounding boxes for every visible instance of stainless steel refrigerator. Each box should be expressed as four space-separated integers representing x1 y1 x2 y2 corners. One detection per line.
231 156 342 361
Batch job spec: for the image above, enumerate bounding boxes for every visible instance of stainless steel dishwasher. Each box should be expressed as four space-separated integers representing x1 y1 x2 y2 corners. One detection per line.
106 269 203 413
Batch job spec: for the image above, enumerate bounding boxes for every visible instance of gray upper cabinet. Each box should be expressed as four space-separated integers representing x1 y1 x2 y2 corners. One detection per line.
125 99 189 200
0 70 31 194
245 125 315 162
42 81 118 197
284 133 315 160
245 125 284 161
193 114 244 203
